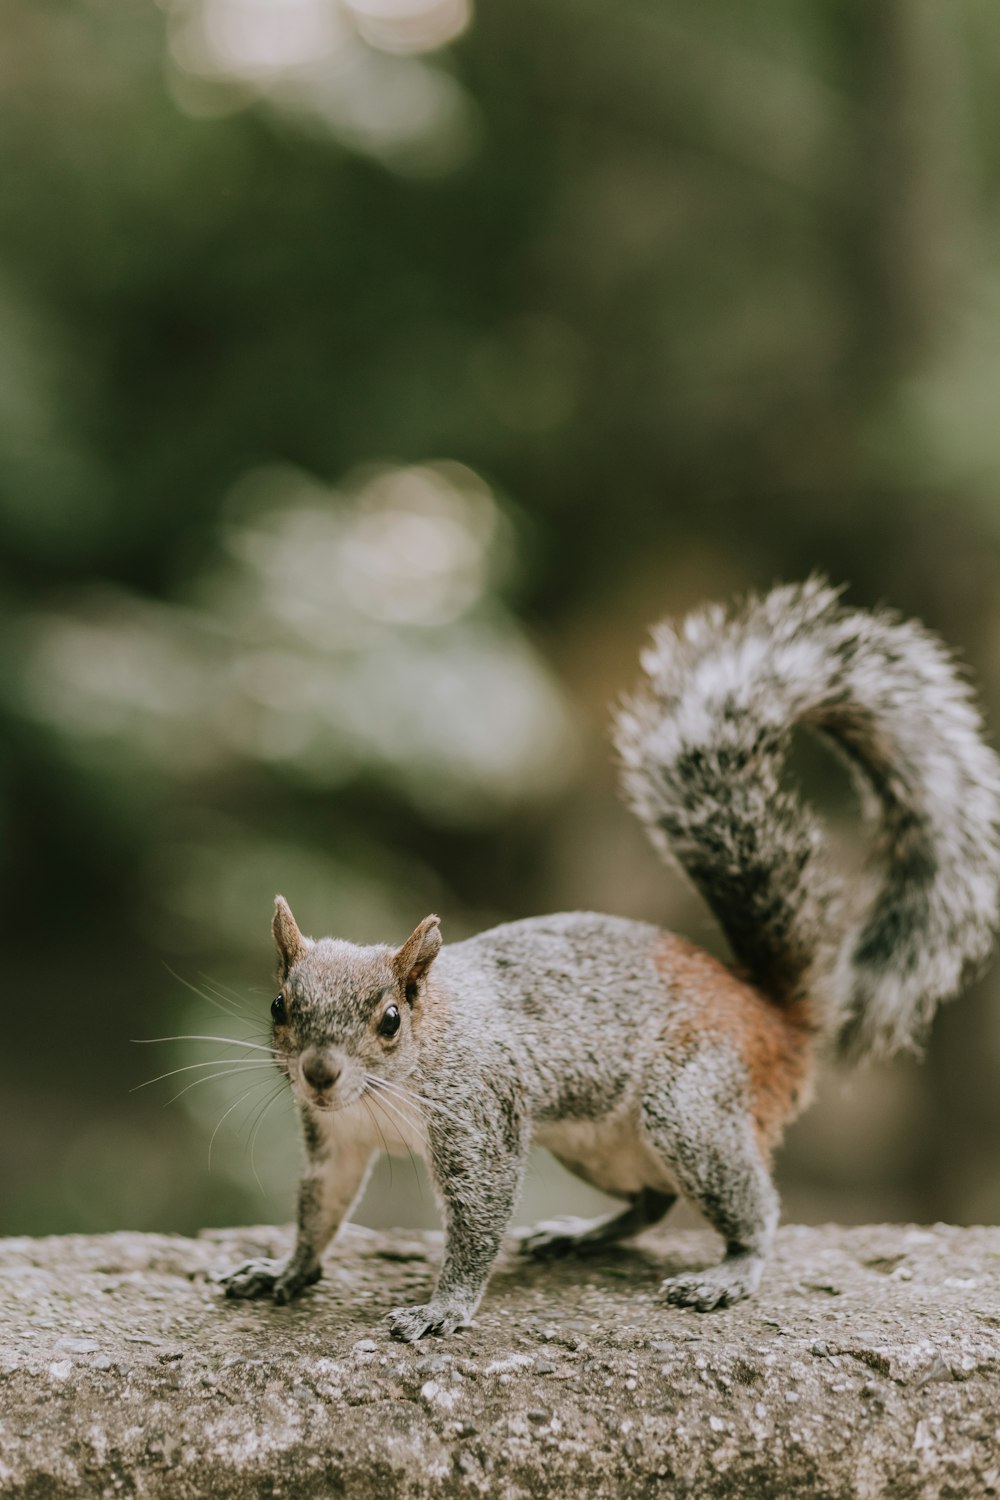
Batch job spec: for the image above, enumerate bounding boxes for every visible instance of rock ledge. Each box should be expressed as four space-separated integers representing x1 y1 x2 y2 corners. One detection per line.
1 1222 999 1498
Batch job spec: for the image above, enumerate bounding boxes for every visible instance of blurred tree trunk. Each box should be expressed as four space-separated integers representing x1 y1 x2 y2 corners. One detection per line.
865 0 972 371
863 0 992 1221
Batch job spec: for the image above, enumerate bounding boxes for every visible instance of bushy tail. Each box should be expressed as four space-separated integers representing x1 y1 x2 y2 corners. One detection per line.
613 578 1000 1061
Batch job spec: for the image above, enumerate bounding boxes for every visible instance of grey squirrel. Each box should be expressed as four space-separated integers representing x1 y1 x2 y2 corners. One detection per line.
219 578 1000 1339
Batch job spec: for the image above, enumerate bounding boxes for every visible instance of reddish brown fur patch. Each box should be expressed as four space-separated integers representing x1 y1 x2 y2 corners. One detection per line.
653 934 817 1155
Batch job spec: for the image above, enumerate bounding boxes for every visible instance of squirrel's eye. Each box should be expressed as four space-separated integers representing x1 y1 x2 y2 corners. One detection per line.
378 1005 401 1039
271 995 287 1024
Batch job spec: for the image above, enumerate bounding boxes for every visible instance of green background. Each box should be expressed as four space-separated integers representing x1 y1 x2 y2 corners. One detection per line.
3 0 1000 1240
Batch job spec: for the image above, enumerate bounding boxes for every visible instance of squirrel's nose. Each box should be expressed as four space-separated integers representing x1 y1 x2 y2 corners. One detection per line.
301 1050 341 1092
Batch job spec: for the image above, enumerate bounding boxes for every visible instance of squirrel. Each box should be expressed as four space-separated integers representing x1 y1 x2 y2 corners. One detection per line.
218 578 1000 1340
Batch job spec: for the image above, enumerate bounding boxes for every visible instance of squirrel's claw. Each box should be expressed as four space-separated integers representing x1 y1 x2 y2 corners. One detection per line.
659 1257 763 1312
215 1256 321 1303
388 1300 468 1341
217 1257 282 1300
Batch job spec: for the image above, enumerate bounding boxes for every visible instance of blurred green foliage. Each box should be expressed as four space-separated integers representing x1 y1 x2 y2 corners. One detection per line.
3 0 1000 1239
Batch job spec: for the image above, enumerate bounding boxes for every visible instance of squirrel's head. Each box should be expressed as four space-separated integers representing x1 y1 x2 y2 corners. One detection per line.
268 895 442 1113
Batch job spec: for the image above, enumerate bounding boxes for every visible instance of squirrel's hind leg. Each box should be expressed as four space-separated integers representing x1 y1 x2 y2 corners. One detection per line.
516 1188 676 1260
640 1051 779 1312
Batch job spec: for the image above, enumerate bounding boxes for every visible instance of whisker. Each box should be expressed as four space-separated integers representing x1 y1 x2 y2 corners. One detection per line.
366 1080 425 1139
183 986 253 1027
162 965 262 1021
366 1085 420 1140
371 1074 453 1112
133 1034 277 1054
365 1083 427 1154
247 1083 288 1194
232 1081 277 1142
165 1064 275 1107
196 1000 267 1036
366 1090 423 1197
370 1076 466 1129
362 1095 393 1190
208 1077 275 1169
196 973 260 1018
131 1059 275 1092
163 965 261 1029
370 1092 428 1194
243 1078 284 1143
364 1077 425 1132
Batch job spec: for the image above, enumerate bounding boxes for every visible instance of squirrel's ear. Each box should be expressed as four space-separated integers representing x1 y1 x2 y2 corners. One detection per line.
392 914 441 996
272 895 308 979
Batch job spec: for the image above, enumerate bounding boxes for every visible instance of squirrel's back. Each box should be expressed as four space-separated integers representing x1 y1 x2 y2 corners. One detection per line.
439 909 814 1152
613 578 1000 1061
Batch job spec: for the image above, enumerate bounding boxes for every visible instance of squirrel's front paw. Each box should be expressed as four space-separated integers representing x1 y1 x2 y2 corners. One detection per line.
217 1257 319 1303
388 1300 469 1342
217 1257 282 1300
659 1255 763 1312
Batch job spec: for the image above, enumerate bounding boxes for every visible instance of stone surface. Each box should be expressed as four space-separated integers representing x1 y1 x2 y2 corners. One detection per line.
1 1222 999 1498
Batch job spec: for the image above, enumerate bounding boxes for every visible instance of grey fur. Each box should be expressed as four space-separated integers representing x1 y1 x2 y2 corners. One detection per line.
614 577 1000 1059
216 582 1000 1337
219 909 770 1333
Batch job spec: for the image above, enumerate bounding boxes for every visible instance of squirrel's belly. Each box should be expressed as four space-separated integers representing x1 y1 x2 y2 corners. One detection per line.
534 1114 678 1197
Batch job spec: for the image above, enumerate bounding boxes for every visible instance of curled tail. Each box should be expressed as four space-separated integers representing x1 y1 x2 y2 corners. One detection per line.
613 578 1000 1061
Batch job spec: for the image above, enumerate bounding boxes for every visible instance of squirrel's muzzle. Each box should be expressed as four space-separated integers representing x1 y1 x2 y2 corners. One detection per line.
300 1047 342 1096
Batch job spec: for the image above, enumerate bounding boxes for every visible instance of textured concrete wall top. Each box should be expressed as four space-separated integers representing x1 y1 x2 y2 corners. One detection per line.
1 1222 999 1499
